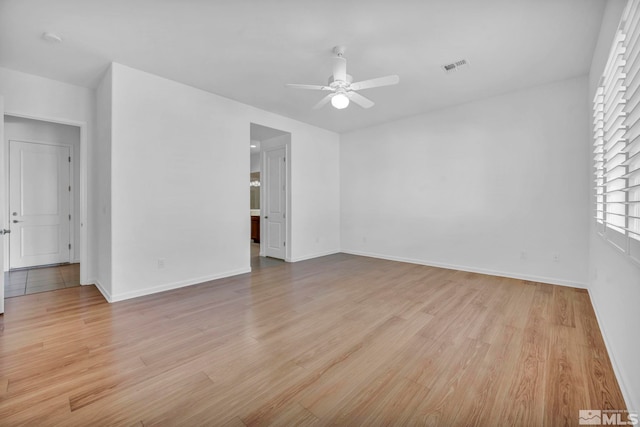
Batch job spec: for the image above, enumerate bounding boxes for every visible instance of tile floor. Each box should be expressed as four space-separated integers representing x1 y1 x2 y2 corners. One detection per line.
4 263 80 298
250 242 283 268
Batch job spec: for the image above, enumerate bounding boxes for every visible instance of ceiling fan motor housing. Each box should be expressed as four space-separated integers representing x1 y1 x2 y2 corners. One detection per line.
328 74 352 88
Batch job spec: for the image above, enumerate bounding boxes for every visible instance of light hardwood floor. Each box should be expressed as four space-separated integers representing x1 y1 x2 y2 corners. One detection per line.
0 253 626 426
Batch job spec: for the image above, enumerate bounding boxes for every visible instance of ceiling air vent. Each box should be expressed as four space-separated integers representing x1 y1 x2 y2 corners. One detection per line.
442 59 469 73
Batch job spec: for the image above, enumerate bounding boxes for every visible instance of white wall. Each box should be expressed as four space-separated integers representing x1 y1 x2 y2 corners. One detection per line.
104 63 339 301
4 116 81 265
0 67 93 123
0 67 94 283
341 76 590 288
250 152 260 173
95 66 112 297
588 0 640 412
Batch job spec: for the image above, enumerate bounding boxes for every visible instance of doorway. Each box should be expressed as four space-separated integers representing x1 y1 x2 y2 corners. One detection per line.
249 123 291 265
3 115 82 297
9 140 71 268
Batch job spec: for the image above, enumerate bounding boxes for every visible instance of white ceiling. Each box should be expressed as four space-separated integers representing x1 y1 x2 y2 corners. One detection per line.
0 0 606 133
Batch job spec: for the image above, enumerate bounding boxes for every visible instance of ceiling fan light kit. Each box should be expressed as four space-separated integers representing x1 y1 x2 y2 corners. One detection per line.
331 92 350 109
286 46 399 110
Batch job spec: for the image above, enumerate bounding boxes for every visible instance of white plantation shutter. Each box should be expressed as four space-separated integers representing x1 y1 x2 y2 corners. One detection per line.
624 1 640 252
595 0 640 263
604 29 627 236
594 86 605 227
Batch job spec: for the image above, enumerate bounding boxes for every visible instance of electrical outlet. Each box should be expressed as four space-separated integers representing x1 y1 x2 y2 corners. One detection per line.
362 236 367 243
552 253 560 262
520 251 527 260
158 258 165 269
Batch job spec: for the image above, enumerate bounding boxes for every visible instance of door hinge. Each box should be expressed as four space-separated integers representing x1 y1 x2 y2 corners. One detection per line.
68 243 71 250
69 185 71 192
68 156 71 163
69 214 71 221
283 241 286 247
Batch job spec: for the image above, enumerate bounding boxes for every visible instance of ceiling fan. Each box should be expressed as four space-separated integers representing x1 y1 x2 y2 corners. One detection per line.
286 46 399 110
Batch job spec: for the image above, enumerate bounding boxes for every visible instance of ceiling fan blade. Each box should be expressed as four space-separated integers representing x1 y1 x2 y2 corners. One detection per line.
348 91 375 109
333 56 347 82
350 75 399 91
313 93 334 110
286 83 332 91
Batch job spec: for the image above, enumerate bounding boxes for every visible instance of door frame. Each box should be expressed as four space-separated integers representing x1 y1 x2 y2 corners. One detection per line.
259 137 291 262
8 139 75 268
2 112 88 285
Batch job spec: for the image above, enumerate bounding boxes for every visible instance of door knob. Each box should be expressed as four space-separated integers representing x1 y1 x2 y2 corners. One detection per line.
265 216 268 219
0 229 11 235
12 220 23 223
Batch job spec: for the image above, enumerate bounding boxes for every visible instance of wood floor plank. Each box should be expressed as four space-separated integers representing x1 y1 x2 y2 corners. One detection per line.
1 394 72 426
324 367 404 425
253 315 429 423
163 361 308 426
0 376 8 395
68 370 216 426
258 402 320 427
329 372 431 426
0 253 627 425
552 285 577 328
450 324 521 426
411 337 491 425
545 324 588 427
495 282 550 426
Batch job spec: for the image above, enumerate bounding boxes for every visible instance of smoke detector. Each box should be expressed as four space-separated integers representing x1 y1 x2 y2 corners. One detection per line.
442 59 469 73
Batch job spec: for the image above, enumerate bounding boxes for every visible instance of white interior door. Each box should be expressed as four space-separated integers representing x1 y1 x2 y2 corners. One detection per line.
264 147 286 259
9 140 71 268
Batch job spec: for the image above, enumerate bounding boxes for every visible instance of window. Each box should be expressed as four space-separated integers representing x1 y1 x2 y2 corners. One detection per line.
594 0 640 263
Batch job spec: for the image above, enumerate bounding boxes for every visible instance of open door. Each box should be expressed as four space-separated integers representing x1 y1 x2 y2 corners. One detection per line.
0 96 6 314
264 146 286 260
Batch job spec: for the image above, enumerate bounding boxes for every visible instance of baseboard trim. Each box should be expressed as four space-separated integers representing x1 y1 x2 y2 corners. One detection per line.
587 288 635 412
288 249 341 263
341 249 587 289
91 278 113 303
109 267 251 302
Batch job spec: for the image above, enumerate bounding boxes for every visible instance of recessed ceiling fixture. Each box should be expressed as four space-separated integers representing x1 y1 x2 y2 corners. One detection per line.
442 59 469 74
286 46 399 110
42 32 63 43
250 144 257 148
